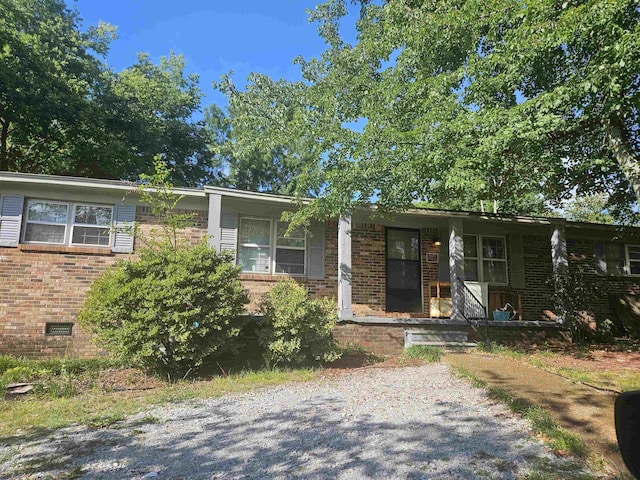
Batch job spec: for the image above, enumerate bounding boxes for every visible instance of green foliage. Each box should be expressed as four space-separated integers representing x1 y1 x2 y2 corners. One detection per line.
79 241 248 380
403 345 443 363
211 74 320 196
0 356 118 399
225 0 640 224
135 157 197 250
476 341 525 359
564 194 618 225
547 265 600 344
0 1 214 185
81 164 248 380
257 280 340 366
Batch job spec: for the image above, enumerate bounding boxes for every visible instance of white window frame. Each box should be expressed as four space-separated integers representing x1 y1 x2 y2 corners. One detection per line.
604 243 627 276
626 244 640 276
238 217 274 274
274 221 307 276
22 200 71 245
464 234 509 285
69 203 114 247
238 216 308 276
22 199 114 248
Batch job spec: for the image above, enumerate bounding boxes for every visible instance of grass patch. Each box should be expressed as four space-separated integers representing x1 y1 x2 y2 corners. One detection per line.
510 349 640 393
476 341 525 359
452 365 588 458
519 456 596 480
546 366 640 393
0 368 317 438
403 345 443 363
0 356 122 400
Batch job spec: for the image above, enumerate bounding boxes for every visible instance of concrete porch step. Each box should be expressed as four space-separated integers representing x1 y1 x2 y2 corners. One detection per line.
407 341 478 350
405 329 469 344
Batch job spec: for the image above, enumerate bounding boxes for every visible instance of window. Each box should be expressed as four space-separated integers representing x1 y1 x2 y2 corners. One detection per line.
238 218 307 275
238 218 272 273
23 200 113 247
627 245 640 275
24 200 69 244
606 243 626 276
463 235 479 281
71 205 113 246
276 222 306 275
463 235 508 284
597 243 640 276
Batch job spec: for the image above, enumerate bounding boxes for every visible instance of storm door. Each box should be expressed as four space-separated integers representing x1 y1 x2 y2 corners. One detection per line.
385 228 422 312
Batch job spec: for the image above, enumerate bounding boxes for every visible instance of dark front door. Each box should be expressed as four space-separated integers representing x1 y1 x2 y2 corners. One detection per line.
386 228 422 312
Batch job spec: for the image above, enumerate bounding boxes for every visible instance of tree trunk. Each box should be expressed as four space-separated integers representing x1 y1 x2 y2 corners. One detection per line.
607 116 640 202
0 107 9 171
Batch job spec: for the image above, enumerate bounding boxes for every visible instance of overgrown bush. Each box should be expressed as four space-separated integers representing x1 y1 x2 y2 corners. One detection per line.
547 264 600 344
257 280 340 367
79 241 248 380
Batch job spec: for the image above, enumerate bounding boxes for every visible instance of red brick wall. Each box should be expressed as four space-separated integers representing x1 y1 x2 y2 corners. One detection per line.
333 323 406 356
350 224 440 317
333 323 569 356
0 209 209 358
5 209 639 359
351 223 386 315
565 237 640 330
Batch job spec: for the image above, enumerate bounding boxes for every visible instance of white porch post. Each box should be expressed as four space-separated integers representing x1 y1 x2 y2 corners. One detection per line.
551 223 568 272
338 214 353 320
207 193 222 251
449 218 465 321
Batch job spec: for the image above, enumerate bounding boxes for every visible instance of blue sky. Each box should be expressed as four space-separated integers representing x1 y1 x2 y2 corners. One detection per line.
74 0 356 108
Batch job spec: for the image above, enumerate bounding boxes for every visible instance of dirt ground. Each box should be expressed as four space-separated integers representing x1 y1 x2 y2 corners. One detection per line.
538 348 640 373
445 352 628 477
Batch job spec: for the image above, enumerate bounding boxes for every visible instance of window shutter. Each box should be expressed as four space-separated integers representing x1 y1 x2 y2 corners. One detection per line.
307 220 326 280
594 241 607 275
509 233 526 288
220 211 238 264
0 195 24 247
112 204 136 253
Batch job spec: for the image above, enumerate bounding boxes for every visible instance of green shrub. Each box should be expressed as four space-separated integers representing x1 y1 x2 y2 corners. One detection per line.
79 241 248 380
403 345 443 362
257 280 340 366
0 355 22 374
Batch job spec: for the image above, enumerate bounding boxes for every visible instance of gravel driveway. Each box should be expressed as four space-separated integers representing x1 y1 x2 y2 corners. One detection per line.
1 364 591 479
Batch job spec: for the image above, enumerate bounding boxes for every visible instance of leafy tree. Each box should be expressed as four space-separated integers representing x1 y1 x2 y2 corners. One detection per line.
0 1 214 186
236 0 640 223
103 53 213 186
0 0 114 172
415 191 553 216
563 194 616 224
211 73 321 196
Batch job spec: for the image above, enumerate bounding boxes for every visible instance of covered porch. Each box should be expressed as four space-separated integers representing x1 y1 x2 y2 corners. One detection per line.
334 211 568 352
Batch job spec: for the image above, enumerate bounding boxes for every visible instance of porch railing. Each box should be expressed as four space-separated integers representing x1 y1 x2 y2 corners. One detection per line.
456 277 488 325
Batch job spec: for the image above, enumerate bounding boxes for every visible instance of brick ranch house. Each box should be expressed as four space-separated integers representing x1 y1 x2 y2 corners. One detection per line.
1 172 640 358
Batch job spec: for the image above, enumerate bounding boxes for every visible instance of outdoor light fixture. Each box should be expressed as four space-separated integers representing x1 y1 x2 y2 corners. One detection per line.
433 236 442 247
